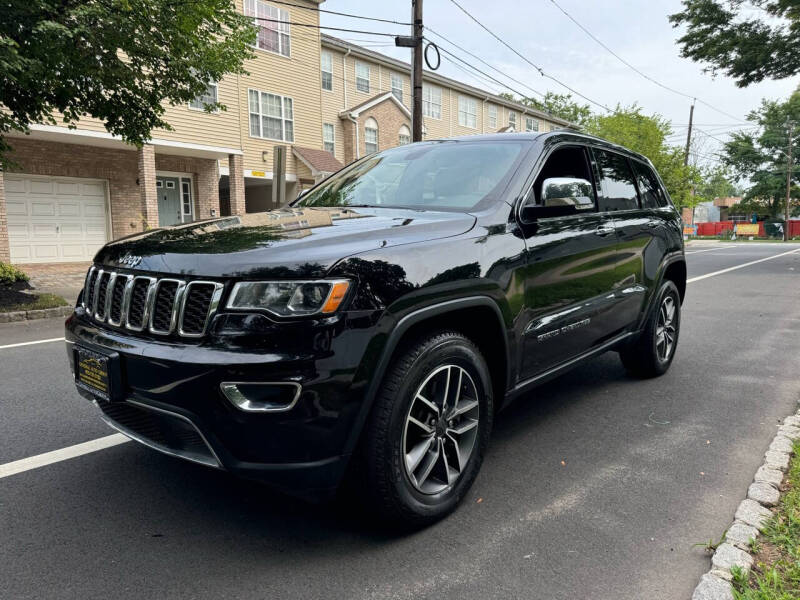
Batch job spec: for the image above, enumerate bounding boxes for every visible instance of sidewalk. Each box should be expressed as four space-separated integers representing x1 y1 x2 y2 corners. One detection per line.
14 262 89 304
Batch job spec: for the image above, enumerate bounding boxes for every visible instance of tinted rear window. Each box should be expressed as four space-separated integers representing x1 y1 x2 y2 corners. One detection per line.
295 141 526 212
594 149 639 212
632 160 667 208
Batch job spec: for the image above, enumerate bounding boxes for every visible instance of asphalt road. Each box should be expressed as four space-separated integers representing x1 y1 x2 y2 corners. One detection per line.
2 242 800 600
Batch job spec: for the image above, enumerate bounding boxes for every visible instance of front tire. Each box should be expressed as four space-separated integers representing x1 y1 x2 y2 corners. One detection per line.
362 331 493 526
619 280 681 378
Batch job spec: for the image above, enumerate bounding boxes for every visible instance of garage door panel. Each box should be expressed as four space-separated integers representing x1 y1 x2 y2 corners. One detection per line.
29 179 55 194
31 201 56 217
7 175 108 263
6 199 28 216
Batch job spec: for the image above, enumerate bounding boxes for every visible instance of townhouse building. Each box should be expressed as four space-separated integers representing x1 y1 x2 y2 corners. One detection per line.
0 0 570 265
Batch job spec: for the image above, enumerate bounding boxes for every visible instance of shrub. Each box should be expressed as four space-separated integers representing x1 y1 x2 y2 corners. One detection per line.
0 262 30 284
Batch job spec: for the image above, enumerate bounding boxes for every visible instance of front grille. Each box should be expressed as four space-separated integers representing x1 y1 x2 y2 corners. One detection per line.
95 272 111 320
82 266 223 338
152 281 180 333
181 283 216 335
98 400 220 468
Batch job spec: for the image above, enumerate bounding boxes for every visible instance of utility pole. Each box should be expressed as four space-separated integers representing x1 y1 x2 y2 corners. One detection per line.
683 99 695 166
785 120 794 242
411 0 423 142
684 99 696 225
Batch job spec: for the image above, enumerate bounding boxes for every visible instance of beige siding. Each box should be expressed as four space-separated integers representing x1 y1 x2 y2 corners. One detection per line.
320 47 348 164
236 0 323 175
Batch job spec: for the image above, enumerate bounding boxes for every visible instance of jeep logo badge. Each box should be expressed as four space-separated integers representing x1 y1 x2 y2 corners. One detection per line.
117 254 143 268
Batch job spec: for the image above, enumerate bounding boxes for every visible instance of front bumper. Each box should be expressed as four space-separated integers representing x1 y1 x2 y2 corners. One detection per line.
65 309 379 498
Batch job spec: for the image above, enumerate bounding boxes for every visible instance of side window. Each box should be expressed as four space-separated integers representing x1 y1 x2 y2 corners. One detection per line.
632 160 667 208
529 145 596 210
593 149 639 212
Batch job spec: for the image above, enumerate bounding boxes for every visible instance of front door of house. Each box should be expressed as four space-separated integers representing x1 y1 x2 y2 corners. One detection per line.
156 175 193 227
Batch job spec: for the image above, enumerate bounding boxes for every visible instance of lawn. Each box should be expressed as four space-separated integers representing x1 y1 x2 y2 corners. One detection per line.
0 262 68 313
732 442 800 599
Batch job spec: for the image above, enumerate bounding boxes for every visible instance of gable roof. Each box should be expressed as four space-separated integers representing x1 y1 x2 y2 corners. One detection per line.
340 91 411 119
292 146 344 176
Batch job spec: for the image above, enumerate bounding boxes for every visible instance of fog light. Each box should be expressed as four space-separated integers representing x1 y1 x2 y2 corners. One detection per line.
220 382 301 413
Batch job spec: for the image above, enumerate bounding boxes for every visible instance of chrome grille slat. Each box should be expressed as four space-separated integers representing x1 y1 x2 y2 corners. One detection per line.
82 266 221 339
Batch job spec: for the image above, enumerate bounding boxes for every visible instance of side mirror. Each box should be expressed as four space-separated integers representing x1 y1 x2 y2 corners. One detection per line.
521 177 595 221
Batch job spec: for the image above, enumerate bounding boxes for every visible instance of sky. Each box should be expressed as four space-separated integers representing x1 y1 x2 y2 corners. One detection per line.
320 0 799 167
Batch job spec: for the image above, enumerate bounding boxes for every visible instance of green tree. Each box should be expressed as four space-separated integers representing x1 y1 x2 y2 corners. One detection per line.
1 0 256 167
669 0 800 87
694 165 738 204
721 89 800 218
500 92 592 127
584 105 700 208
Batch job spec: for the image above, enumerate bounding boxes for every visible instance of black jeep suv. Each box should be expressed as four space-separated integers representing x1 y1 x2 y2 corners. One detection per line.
66 132 685 525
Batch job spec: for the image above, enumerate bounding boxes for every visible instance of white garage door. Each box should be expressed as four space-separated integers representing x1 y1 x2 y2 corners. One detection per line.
5 174 109 263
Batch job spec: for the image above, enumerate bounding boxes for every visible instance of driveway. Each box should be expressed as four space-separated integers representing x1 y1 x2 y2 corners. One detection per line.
15 261 89 303
1 243 799 599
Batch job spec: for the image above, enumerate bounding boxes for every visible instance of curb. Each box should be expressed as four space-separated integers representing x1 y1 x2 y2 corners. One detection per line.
0 305 73 323
691 410 800 599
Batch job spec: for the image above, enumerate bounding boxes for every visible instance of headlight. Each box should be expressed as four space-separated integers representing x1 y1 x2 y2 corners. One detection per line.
226 280 350 317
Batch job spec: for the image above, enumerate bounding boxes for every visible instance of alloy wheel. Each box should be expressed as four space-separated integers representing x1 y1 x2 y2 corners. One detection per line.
655 295 677 361
402 364 480 495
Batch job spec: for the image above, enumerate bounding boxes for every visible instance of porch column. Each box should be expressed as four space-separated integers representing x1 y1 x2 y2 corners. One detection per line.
137 144 159 230
0 169 10 262
228 153 246 216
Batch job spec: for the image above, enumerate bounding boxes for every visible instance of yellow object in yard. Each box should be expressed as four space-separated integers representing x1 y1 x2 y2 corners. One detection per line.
736 223 759 235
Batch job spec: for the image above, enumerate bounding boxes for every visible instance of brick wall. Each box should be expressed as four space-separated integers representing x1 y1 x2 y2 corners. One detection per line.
341 98 411 164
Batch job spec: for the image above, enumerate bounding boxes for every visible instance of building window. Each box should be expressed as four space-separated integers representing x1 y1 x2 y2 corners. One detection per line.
356 61 370 93
365 118 378 154
248 89 294 142
181 179 192 218
508 112 517 129
398 125 411 145
321 51 333 91
245 0 290 57
488 104 497 129
391 73 403 103
422 84 442 119
188 82 218 111
525 116 539 132
458 95 477 129
323 123 335 154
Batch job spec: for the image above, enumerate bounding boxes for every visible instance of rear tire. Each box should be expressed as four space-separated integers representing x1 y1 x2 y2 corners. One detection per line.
619 280 681 378
361 331 493 527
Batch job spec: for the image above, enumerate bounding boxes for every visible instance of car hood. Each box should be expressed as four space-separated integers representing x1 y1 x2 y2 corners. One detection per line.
94 206 476 278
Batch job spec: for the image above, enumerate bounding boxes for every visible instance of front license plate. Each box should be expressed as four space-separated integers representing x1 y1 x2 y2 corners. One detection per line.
75 347 112 400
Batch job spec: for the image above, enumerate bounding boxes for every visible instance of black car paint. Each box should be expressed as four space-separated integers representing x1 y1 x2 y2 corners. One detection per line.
65 132 685 498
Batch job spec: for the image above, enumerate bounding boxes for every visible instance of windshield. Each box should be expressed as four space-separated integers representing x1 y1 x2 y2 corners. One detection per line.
294 140 527 212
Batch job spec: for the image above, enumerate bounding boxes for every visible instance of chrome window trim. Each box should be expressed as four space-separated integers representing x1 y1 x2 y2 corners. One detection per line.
148 278 186 335
178 281 225 338
219 381 302 413
125 276 158 332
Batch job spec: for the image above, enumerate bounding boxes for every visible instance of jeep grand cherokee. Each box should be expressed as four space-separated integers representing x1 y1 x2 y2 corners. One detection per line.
66 132 686 525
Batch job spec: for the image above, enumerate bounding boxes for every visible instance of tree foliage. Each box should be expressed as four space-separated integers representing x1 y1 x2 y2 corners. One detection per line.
500 92 592 127
669 0 800 87
721 88 800 217
1 0 256 166
584 105 701 208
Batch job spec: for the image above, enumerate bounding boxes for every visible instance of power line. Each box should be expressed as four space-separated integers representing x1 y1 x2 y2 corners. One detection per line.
253 16 401 37
445 0 611 112
426 26 545 98
263 0 412 26
545 0 750 125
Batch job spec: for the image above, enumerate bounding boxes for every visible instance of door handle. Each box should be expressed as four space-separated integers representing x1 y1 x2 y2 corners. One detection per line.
595 225 615 236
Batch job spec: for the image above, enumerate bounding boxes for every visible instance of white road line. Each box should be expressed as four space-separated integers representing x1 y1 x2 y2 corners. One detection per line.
0 337 65 350
687 247 800 284
0 434 129 479
684 246 735 255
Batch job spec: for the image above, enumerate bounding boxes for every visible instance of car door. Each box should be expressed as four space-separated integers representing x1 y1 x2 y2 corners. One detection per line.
516 144 621 380
590 147 653 333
